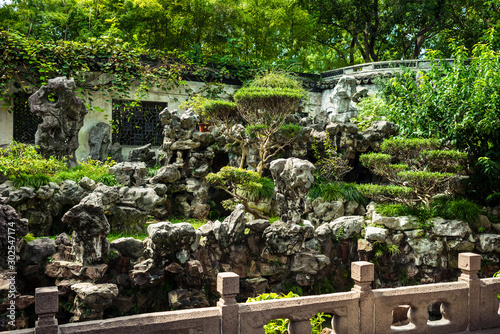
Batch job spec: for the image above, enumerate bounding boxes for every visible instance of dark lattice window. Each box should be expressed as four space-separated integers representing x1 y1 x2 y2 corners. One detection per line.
112 100 166 146
13 92 42 144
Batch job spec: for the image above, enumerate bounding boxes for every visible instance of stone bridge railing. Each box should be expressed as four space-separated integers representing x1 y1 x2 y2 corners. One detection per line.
321 58 455 83
13 253 500 334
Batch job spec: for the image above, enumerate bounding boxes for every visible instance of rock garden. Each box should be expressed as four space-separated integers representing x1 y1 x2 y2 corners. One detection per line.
0 66 499 332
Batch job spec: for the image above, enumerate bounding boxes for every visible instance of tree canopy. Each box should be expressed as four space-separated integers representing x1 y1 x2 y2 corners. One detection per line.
0 0 498 72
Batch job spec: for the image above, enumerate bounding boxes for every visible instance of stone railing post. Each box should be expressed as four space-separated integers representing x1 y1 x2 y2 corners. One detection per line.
217 272 240 334
458 252 481 331
35 286 59 334
351 261 375 334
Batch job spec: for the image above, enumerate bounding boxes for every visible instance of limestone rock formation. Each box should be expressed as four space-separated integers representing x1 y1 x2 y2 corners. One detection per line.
108 162 147 186
61 193 110 265
325 76 359 123
0 204 28 268
88 122 111 161
29 77 87 164
128 143 156 167
270 158 315 224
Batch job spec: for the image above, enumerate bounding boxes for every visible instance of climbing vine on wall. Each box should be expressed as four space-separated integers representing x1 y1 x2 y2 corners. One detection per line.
0 31 261 111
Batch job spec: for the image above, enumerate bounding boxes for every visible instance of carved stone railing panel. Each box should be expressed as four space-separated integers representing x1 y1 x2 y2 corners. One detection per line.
480 277 500 330
373 281 469 334
239 292 359 334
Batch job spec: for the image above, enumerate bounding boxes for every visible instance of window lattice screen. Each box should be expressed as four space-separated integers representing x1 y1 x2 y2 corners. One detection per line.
112 100 167 146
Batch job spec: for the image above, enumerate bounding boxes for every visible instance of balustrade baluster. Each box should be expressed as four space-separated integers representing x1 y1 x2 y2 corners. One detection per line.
34 286 59 334
458 252 481 331
217 272 240 334
351 261 375 334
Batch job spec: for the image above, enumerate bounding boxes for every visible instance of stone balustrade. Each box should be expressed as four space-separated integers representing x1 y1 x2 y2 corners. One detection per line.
10 252 500 334
321 58 456 82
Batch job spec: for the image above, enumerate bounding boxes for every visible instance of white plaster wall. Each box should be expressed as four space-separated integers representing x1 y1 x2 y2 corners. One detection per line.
0 101 14 145
75 79 241 161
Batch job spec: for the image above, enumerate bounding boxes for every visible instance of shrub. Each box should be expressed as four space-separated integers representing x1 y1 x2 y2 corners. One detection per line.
357 184 413 203
431 197 482 226
51 158 118 186
206 166 274 218
0 142 68 186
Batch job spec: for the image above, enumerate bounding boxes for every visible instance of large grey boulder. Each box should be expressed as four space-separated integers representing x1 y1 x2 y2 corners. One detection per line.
431 218 472 238
88 122 111 161
61 193 110 265
316 216 364 240
263 221 314 255
111 237 144 260
108 162 147 186
128 143 156 167
71 283 118 321
29 77 87 165
290 253 331 275
270 158 315 224
146 221 199 265
325 76 358 123
21 238 56 265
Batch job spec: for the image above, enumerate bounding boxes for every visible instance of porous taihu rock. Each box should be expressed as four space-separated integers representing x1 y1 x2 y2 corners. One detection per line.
88 122 111 161
29 77 87 164
270 158 315 224
61 193 110 265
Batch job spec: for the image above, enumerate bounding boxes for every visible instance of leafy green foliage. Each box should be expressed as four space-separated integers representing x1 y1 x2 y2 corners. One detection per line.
357 184 412 202
206 166 274 218
431 197 482 227
311 136 352 183
51 159 118 186
279 124 302 139
351 96 389 131
246 292 331 333
0 142 67 182
360 138 466 205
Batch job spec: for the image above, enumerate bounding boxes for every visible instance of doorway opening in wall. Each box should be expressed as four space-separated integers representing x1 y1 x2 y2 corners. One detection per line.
13 92 42 144
111 100 166 146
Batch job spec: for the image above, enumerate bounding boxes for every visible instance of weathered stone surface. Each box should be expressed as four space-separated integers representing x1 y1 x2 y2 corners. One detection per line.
111 237 144 260
290 253 330 274
372 212 418 230
0 204 28 267
108 162 147 186
88 122 111 161
316 216 364 240
263 221 314 255
22 238 56 265
312 199 344 222
147 221 199 265
171 140 201 150
325 76 358 123
79 177 97 191
477 234 500 253
128 143 156 167
168 289 209 310
431 218 472 238
246 219 270 233
62 193 110 265
405 232 444 266
365 226 389 242
270 158 315 224
118 187 163 213
44 260 82 278
29 77 87 164
71 283 118 321
151 165 181 184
